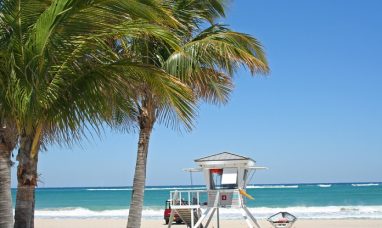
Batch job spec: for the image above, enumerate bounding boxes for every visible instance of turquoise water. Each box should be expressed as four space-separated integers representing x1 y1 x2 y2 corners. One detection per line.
11 183 382 219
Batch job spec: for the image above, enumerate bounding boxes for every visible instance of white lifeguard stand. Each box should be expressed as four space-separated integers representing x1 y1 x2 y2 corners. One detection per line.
168 152 266 228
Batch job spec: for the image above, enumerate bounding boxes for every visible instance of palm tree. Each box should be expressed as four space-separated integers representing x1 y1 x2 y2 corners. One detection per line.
0 123 17 228
123 1 269 227
0 1 194 227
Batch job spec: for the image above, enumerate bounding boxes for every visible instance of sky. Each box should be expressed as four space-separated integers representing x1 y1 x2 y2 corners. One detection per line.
11 0 382 187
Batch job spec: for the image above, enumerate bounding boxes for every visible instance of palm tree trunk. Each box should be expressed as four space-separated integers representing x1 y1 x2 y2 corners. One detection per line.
127 102 155 228
14 134 39 228
0 142 13 228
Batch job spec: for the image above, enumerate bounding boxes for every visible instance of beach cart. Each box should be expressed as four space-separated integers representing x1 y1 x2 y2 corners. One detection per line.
267 212 297 228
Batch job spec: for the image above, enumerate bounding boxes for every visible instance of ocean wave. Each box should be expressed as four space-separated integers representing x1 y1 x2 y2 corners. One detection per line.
351 183 379 187
34 205 382 219
86 187 205 191
86 188 132 191
317 184 331 188
247 185 299 189
35 208 161 218
146 187 205 191
36 208 129 218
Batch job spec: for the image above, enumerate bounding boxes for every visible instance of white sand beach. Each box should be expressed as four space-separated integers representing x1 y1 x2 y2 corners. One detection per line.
35 219 382 228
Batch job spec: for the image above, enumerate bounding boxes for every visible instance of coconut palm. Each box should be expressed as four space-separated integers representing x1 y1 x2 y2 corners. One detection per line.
122 1 269 227
0 123 17 228
0 1 194 227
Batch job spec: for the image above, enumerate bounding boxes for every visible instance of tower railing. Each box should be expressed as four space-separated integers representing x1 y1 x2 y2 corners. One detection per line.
170 189 243 209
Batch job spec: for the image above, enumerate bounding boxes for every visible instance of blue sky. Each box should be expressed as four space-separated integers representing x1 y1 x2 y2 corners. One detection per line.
11 0 382 187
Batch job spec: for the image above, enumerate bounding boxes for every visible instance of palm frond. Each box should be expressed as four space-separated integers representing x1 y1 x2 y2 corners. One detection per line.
0 0 189 145
166 24 269 79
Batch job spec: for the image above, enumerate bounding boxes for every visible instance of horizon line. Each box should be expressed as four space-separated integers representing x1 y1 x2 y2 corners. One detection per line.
11 181 382 189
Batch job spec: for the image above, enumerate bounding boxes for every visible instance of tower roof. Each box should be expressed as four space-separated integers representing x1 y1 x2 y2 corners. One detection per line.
194 152 254 162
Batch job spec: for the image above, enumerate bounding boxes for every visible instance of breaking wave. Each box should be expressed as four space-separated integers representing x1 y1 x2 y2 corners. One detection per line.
351 183 379 187
35 205 382 219
86 188 132 191
247 185 299 189
317 184 332 188
86 186 205 191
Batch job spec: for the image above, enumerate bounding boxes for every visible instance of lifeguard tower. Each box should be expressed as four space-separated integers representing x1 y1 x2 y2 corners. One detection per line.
168 152 266 228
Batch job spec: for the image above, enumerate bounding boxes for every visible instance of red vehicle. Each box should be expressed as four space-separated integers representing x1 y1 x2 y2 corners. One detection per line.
164 200 183 224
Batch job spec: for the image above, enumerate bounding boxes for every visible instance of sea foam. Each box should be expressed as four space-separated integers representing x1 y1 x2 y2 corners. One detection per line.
351 183 379 187
247 185 299 189
317 184 332 188
34 205 382 219
86 186 205 191
86 188 132 191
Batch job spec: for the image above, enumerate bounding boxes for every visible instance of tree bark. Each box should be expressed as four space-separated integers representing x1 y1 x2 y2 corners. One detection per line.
14 134 39 228
127 101 155 228
0 142 13 228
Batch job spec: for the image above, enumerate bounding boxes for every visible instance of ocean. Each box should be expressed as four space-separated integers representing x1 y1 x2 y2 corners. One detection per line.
11 182 382 220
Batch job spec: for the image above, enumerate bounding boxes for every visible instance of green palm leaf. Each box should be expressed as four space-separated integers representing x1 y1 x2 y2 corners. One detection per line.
0 1 195 226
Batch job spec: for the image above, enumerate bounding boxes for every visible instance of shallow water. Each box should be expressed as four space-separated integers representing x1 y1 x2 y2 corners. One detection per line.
12 182 382 219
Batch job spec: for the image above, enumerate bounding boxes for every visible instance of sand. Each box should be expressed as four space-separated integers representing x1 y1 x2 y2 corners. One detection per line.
35 219 382 228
